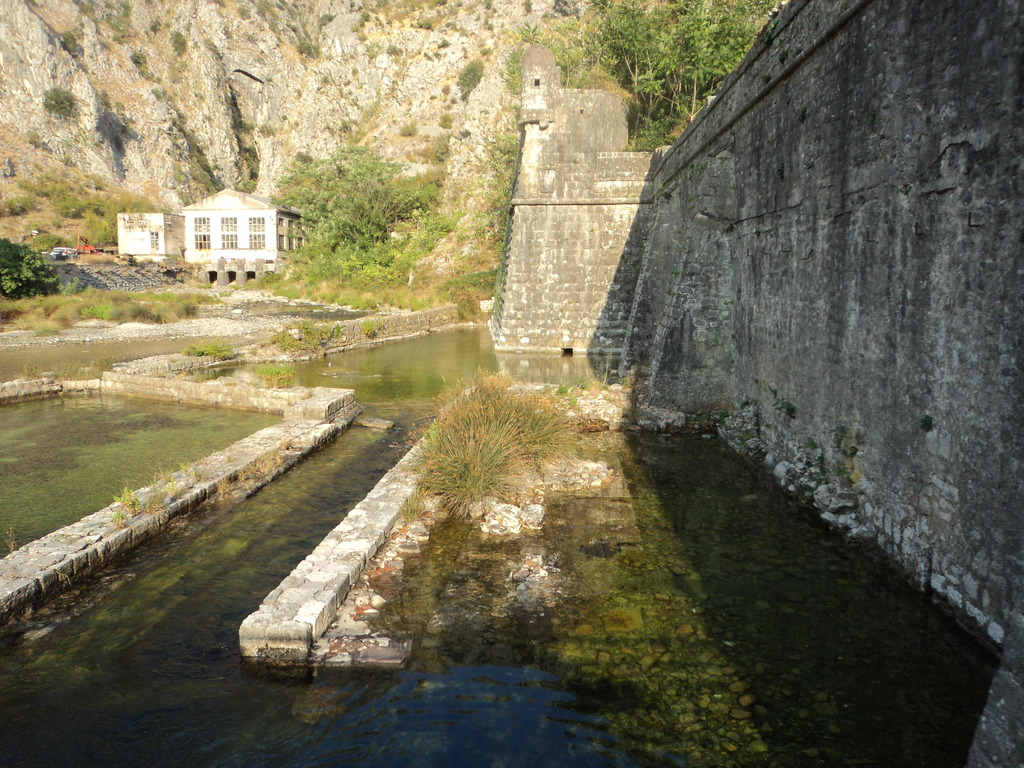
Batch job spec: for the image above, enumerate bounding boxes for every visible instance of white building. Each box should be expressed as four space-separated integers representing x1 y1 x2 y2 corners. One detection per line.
116 213 186 261
181 190 302 284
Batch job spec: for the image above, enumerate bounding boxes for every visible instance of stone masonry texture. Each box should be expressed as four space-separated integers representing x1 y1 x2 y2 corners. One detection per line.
490 45 655 354
239 445 422 662
496 1 1022 760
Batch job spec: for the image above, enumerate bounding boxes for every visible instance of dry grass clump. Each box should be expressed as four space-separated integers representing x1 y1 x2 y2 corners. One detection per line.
182 339 235 359
0 289 212 331
418 376 570 516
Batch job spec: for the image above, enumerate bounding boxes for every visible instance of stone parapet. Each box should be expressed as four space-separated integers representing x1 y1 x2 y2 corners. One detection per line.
239 445 422 662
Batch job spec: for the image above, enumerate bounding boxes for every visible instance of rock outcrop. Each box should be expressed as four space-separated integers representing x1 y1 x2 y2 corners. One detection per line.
0 0 534 210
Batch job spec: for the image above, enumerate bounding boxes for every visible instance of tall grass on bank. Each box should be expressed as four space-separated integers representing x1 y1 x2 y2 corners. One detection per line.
418 376 570 516
0 289 215 331
19 355 114 381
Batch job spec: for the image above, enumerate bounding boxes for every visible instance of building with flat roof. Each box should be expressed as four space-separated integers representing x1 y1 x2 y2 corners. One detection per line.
116 213 185 261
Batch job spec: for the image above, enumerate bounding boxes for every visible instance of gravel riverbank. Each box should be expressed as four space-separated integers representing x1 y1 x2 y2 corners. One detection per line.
0 291 354 351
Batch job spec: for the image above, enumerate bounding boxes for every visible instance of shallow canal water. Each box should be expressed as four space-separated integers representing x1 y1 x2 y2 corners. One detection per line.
0 329 995 767
0 396 275 548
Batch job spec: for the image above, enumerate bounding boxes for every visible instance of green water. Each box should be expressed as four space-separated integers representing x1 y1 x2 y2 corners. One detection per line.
0 396 276 548
0 327 995 767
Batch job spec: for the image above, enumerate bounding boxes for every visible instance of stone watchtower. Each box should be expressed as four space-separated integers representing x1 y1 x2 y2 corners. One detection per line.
490 45 654 356
519 44 560 126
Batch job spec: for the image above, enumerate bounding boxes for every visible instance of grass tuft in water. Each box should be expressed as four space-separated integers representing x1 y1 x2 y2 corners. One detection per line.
182 339 235 360
418 376 569 516
254 363 295 388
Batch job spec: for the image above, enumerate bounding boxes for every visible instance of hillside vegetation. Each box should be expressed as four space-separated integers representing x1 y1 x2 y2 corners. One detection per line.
0 0 774 306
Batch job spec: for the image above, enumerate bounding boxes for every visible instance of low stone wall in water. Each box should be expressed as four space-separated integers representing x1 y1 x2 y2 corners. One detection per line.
239 385 630 665
101 372 349 420
260 305 462 361
0 378 62 404
0 372 360 627
239 445 422 662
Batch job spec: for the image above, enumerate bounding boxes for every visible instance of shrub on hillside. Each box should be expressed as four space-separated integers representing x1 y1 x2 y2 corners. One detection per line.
170 30 187 55
43 87 78 119
457 59 484 101
0 239 58 299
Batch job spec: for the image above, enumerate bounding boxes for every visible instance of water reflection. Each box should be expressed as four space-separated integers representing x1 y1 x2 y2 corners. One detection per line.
290 666 637 768
369 431 995 767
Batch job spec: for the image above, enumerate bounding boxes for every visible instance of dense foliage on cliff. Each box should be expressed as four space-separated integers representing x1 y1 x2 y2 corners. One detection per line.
0 239 58 299
514 0 775 149
0 170 157 251
274 148 461 308
594 0 775 148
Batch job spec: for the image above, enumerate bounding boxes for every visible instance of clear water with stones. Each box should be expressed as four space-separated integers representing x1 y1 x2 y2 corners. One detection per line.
0 328 994 767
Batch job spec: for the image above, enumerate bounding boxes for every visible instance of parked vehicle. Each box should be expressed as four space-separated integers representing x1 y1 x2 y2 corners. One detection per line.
50 246 78 261
76 236 114 255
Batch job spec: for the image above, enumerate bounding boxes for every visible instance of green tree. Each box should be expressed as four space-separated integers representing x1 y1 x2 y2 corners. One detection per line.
276 147 438 250
274 148 447 292
0 239 59 298
593 0 774 148
43 87 78 120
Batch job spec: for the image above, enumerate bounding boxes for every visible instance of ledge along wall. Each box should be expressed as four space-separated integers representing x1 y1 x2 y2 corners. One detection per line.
615 0 1022 762
490 45 656 356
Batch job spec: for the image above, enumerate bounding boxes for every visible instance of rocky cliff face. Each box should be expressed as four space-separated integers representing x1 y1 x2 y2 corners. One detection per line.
0 0 547 211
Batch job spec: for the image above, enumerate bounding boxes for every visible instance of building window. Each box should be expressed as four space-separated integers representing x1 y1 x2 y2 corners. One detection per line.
222 233 238 249
195 233 211 250
150 231 160 251
222 216 237 233
249 217 265 233
278 234 285 250
195 217 210 233
249 233 266 250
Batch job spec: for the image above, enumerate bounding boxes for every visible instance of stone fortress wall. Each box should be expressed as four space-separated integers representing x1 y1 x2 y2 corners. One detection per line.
490 45 656 355
494 0 1022 761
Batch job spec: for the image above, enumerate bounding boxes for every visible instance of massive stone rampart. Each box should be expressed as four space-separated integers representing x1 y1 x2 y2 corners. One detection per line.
494 0 1021 759
614 0 1021 760
626 0 1022 645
